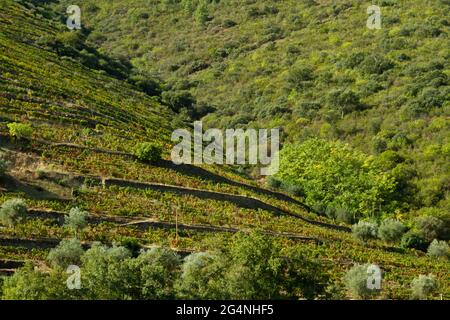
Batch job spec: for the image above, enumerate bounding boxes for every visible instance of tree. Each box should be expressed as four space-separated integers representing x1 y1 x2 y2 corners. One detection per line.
401 231 429 251
410 275 438 300
1 263 80 300
47 238 84 269
286 64 315 90
224 232 284 299
133 247 181 299
275 139 397 219
415 216 445 241
378 219 406 243
0 198 27 226
344 264 380 299
130 75 162 97
64 207 88 236
427 240 449 260
222 231 328 299
80 243 133 299
162 90 196 113
327 89 361 118
360 54 394 75
175 252 224 299
352 221 378 243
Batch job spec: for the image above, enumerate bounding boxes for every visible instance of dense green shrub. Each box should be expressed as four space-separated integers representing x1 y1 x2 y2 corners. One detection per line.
130 75 162 96
427 240 449 260
64 207 88 235
286 64 315 89
378 219 407 243
161 90 196 113
7 122 33 139
359 54 394 75
401 231 429 251
342 52 367 69
344 264 379 299
134 142 163 163
47 238 84 269
281 182 304 197
327 89 362 118
293 101 321 119
0 198 27 226
352 221 378 243
266 176 282 189
1 264 80 300
410 275 438 300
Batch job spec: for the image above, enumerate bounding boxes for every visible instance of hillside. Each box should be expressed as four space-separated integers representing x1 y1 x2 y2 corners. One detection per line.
0 0 448 300
49 0 450 218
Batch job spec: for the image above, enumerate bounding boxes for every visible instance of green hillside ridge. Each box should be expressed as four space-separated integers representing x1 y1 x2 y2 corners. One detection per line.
0 0 448 300
48 0 450 221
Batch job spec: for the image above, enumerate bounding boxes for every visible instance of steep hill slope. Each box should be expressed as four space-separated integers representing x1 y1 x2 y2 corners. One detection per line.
0 0 448 300
50 0 450 219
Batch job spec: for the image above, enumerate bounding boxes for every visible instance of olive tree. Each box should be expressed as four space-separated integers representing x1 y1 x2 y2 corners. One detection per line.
378 219 406 243
0 198 27 226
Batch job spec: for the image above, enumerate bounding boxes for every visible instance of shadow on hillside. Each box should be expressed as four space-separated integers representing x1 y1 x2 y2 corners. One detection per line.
155 159 315 211
0 174 70 201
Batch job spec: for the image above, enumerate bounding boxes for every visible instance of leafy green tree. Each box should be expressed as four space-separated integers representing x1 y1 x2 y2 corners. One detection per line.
130 74 162 96
0 198 27 226
327 89 361 118
223 232 284 299
401 231 429 251
222 232 328 299
286 64 315 90
275 139 397 219
359 54 394 75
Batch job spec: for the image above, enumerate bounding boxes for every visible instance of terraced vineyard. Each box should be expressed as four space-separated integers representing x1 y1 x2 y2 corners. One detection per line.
0 0 448 300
